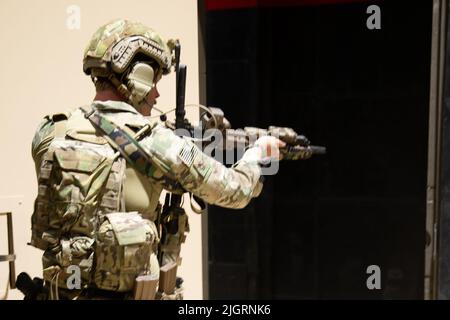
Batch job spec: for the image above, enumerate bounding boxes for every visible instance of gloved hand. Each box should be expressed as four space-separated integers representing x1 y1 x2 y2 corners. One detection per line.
254 136 286 161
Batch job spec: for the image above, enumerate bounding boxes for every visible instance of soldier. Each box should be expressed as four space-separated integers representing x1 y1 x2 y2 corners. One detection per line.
29 19 285 300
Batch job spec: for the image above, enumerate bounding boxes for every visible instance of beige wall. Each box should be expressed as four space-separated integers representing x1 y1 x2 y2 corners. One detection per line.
0 0 202 299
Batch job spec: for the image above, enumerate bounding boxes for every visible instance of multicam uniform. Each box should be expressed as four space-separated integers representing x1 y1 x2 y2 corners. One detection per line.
31 100 264 299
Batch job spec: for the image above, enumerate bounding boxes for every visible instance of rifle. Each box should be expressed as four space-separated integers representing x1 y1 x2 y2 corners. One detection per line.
163 106 327 162
196 107 326 160
156 41 191 295
156 40 325 294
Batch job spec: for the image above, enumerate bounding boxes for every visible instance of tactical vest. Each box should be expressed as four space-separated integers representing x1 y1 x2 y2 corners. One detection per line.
30 110 159 293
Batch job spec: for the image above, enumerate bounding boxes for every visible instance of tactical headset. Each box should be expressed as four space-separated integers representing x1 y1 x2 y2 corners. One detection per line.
88 35 169 109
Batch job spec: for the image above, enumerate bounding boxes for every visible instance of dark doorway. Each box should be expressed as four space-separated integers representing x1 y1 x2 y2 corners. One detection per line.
202 0 432 299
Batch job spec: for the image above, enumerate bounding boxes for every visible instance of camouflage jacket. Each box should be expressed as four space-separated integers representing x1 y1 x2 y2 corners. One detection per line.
32 100 264 212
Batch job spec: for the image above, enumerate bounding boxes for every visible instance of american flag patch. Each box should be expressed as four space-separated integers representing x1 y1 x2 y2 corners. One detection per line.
178 143 198 167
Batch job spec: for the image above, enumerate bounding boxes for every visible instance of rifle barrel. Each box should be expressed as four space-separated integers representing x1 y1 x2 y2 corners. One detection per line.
310 146 326 155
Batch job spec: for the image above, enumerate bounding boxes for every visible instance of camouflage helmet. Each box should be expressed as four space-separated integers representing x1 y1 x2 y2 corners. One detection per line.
83 19 175 78
83 19 177 108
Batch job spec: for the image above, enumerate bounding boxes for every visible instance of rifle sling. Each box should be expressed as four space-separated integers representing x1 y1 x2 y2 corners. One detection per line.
81 105 157 178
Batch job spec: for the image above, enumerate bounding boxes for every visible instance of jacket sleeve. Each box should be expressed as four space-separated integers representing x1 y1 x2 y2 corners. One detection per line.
31 117 55 176
140 124 264 209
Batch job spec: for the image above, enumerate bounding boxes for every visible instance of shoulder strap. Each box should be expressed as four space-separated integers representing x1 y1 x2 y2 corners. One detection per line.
49 111 71 138
80 105 158 178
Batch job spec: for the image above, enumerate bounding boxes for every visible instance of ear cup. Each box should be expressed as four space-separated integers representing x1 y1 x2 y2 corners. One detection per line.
126 62 155 107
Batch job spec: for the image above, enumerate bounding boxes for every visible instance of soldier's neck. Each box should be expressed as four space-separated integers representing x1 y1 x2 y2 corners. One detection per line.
94 89 125 102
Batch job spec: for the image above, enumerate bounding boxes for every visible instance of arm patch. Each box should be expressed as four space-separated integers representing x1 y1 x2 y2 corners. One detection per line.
178 142 213 181
178 142 198 167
